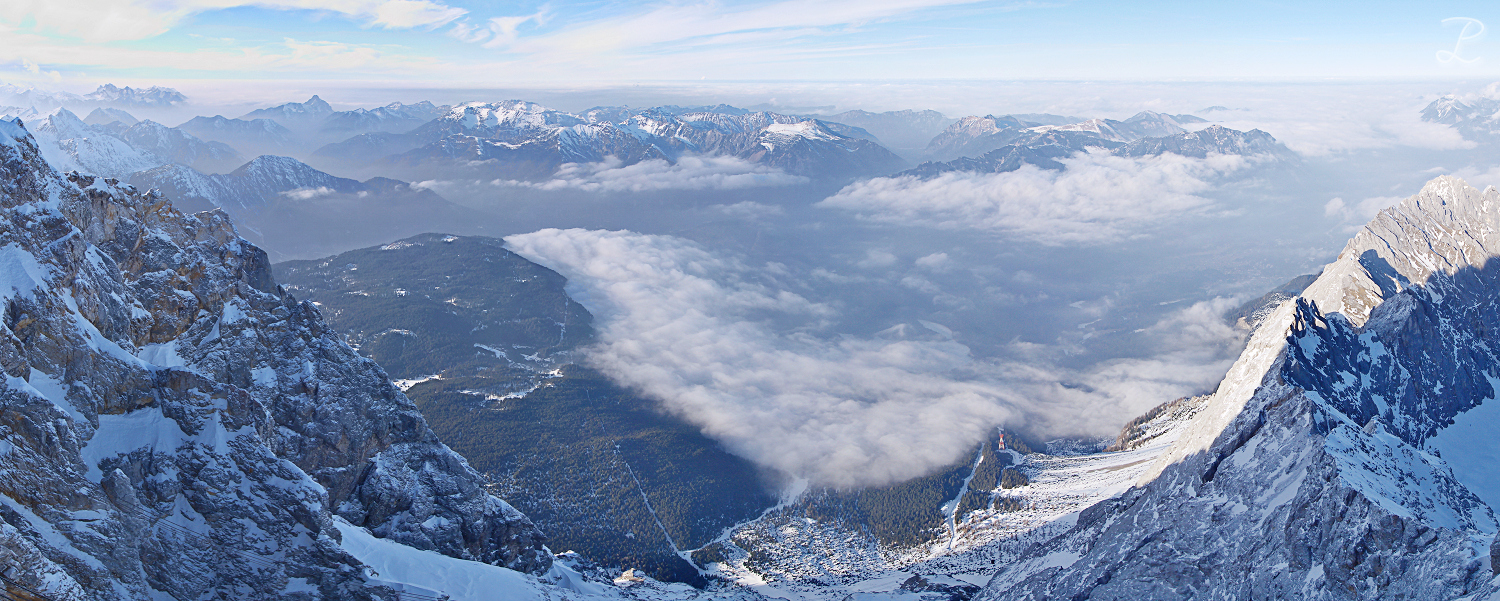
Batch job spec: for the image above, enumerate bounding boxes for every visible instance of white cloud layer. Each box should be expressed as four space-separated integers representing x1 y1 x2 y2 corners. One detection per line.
507 229 1246 487
1323 195 1402 226
819 150 1252 245
497 155 808 193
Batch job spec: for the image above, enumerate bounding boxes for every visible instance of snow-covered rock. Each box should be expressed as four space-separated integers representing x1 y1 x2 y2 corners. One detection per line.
129 155 360 211
979 175 1500 599
0 117 549 600
1420 85 1500 140
737 120 906 178
114 120 245 174
28 108 165 179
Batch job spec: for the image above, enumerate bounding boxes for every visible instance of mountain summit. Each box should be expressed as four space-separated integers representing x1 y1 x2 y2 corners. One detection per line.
981 176 1500 599
0 117 549 599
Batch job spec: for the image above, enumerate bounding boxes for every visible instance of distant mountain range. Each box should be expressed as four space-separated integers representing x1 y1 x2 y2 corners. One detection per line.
1422 88 1500 140
129 155 489 261
84 83 187 107
0 83 187 109
923 111 1208 162
802 108 955 160
309 101 909 182
904 124 1293 178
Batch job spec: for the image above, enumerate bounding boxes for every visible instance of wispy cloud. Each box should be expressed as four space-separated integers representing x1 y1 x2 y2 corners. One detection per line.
0 34 434 76
504 0 985 55
449 8 552 48
370 0 467 30
0 0 468 42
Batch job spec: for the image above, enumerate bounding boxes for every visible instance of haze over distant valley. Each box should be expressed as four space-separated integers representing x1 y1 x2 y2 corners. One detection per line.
8 1 1500 599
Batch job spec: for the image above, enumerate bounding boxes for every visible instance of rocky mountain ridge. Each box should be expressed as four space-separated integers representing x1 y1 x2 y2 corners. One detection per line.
979 176 1500 599
0 115 549 600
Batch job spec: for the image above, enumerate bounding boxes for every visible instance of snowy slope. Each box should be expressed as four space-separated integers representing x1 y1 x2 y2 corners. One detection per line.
130 155 361 211
114 120 245 173
27 108 166 179
979 176 1500 599
0 117 552 600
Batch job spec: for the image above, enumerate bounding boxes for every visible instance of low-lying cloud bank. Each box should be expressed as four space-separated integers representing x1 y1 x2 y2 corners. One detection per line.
508 228 1246 488
817 151 1253 244
500 155 808 192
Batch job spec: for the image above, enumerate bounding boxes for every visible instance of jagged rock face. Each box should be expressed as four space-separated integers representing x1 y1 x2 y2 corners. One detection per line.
30 109 164 180
980 176 1500 600
0 118 548 600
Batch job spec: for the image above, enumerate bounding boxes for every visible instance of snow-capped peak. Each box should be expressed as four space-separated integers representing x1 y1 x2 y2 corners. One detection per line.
764 121 840 141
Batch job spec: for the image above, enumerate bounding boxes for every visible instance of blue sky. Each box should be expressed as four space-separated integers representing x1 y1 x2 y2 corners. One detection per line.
2 0 1500 90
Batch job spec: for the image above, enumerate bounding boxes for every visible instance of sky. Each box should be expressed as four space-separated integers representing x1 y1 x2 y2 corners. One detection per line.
4 0 1500 93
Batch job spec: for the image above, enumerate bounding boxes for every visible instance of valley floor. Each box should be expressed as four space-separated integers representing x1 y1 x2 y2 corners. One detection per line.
349 402 1202 601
